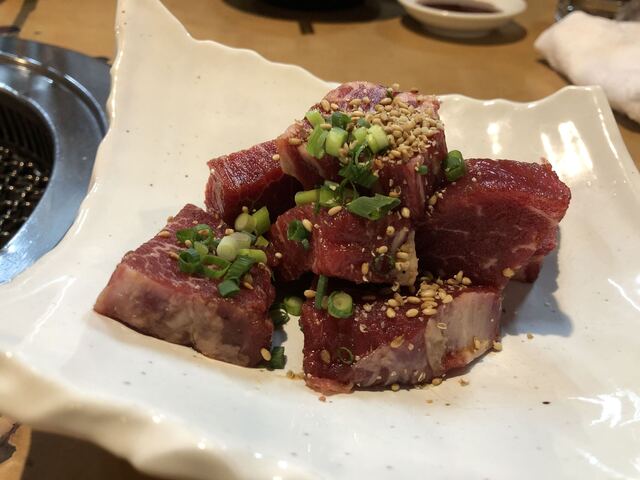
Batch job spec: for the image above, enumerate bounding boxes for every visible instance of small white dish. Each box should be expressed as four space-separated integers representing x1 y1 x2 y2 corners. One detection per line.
399 0 527 38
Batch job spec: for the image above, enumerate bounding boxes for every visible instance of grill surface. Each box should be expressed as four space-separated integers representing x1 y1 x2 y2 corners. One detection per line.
0 95 54 248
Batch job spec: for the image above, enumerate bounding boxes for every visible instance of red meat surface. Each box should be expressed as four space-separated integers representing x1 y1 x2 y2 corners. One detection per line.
268 205 417 286
301 280 502 394
94 204 275 367
205 140 301 225
416 159 571 287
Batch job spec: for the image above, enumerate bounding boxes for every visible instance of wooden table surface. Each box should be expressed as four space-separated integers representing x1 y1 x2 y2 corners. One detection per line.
0 0 638 478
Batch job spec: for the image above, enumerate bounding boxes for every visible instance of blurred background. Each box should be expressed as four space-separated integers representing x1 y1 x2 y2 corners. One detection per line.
0 0 637 478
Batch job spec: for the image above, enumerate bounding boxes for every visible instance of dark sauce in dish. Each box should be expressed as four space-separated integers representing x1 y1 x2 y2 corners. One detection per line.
420 1 500 13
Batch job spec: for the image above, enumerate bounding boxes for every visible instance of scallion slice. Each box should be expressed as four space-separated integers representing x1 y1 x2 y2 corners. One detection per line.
230 232 252 250
224 255 256 283
287 220 309 243
366 125 389 154
305 110 324 128
218 279 240 298
417 165 429 175
306 125 329 159
356 118 371 128
295 189 319 206
269 303 290 327
252 206 271 236
346 194 400 220
254 235 269 248
325 127 348 157
444 150 466 182
268 346 286 369
352 126 368 142
314 275 328 310
193 241 209 257
284 296 303 316
234 212 256 233
216 235 238 261
178 249 201 274
330 111 351 130
328 291 354 318
237 248 267 264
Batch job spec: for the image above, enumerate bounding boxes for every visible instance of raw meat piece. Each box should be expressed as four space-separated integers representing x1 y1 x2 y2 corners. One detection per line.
417 159 571 287
301 278 502 394
268 204 418 286
276 81 448 219
94 204 275 367
205 140 301 224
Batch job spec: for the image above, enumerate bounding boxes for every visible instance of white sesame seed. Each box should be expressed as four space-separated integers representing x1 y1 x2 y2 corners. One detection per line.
406 308 419 318
396 251 410 260
401 207 411 218
260 348 271 361
320 349 331 364
288 137 302 146
387 299 399 307
184 239 193 248
275 252 283 259
328 206 342 216
321 99 331 111
391 383 400 392
303 289 316 299
459 378 469 386
431 377 443 386
302 219 313 232
390 336 404 348
473 337 481 350
361 262 370 275
502 267 515 278
330 102 339 110
423 308 438 316
158 230 171 237
386 307 396 318
406 296 421 304
224 228 234 235
168 251 179 260
442 294 453 304
359 323 369 332
492 341 503 352
376 245 389 254
462 277 472 285
272 154 280 161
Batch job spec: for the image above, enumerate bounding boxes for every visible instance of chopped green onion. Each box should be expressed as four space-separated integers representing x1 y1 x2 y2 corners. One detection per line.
315 275 328 310
417 165 429 175
269 303 290 327
366 125 389 154
284 296 303 316
252 206 271 236
325 127 348 157
176 228 196 244
337 346 354 365
202 255 229 268
328 291 354 318
230 232 252 250
193 241 209 257
306 125 329 159
234 212 256 233
178 249 201 274
338 158 377 189
330 111 351 130
202 264 228 279
216 235 238 261
254 235 269 248
268 346 286 369
194 224 213 240
356 118 371 128
300 238 310 250
218 279 240 298
352 126 368 142
237 248 267 264
373 254 394 274
305 110 324 128
347 194 400 220
444 150 466 182
224 255 256 283
287 220 309 243
295 189 318 206
318 185 341 207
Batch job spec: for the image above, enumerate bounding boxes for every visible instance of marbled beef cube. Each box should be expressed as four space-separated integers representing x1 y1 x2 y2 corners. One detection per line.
94 204 275 367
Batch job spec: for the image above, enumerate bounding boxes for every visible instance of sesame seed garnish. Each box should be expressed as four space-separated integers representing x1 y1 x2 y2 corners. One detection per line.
473 337 481 350
320 122 332 130
319 395 327 402
321 99 331 111
158 230 171 237
462 277 472 285
184 239 193 248
243 282 254 290
320 349 331 364
527 333 534 339
272 154 280 161
303 289 316 299
168 251 179 260
275 252 283 259
431 377 443 386
359 323 369 332
386 307 396 318
492 341 503 351
401 207 411 218
406 308 419 318
224 228 234 235
391 383 400 392
442 294 453 304
361 262 370 275
363 303 373 313
327 205 343 216
390 336 404 348
288 137 302 146
380 97 392 106
376 245 389 254
406 296 421 304
330 102 339 110
502 267 515 278
387 298 400 307
167 216 174 222
396 251 410 260
436 322 447 330
423 308 438 316
260 348 271 361
459 378 469 386
302 219 313 232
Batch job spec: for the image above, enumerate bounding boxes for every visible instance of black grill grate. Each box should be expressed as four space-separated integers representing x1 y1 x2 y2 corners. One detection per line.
0 95 54 248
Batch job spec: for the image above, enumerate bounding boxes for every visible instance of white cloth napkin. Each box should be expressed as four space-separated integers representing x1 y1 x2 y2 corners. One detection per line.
535 11 640 123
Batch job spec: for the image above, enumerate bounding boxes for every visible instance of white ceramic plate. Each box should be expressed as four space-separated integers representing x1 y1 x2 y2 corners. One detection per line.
1 1 639 479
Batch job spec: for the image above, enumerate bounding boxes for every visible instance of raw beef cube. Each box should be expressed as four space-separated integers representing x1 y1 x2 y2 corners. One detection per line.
94 204 275 367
